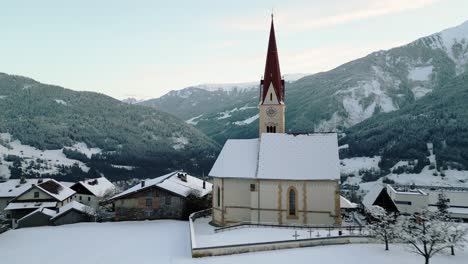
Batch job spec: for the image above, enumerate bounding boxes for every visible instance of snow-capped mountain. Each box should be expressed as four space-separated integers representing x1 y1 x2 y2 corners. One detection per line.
142 20 468 146
138 73 309 121
193 73 309 93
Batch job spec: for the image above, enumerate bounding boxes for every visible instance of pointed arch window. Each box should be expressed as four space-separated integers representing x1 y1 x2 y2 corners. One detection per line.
287 187 297 217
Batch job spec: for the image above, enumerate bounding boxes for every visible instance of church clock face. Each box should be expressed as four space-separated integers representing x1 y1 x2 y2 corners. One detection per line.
266 107 277 117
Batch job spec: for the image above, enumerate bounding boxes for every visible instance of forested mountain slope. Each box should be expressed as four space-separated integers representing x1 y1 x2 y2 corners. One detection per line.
0 73 220 181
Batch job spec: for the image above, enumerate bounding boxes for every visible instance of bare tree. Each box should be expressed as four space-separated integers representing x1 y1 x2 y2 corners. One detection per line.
446 220 468 256
396 211 453 264
369 206 396 251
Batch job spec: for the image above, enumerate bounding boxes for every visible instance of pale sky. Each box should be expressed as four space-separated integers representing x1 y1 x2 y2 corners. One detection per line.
1 0 467 100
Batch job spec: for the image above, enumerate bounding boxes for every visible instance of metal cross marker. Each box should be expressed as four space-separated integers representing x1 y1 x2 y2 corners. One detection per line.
292 231 300 240
308 229 314 238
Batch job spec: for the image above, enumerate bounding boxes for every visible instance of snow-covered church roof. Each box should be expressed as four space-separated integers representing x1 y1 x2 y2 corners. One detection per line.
209 133 340 181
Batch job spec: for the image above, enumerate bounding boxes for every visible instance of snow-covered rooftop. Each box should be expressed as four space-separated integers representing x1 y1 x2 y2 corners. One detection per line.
209 139 259 179
110 171 212 200
340 196 358 209
34 179 75 201
209 133 340 181
5 201 57 211
74 176 116 197
18 207 57 222
51 201 94 219
0 178 51 198
362 183 384 210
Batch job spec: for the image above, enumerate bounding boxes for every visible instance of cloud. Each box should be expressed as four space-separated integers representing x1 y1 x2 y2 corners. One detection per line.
223 0 442 32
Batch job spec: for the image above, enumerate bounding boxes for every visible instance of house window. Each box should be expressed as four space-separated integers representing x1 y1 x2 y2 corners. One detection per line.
217 186 221 207
34 192 39 198
250 184 256 192
146 192 153 207
79 196 82 201
165 196 171 206
288 187 297 216
88 197 91 202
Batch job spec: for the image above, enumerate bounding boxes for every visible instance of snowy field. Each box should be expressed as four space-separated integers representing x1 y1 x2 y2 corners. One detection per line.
193 217 366 247
0 220 467 264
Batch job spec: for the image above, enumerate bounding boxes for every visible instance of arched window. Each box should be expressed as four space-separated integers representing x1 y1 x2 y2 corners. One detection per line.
266 126 270 133
273 126 276 133
288 187 297 216
217 186 221 207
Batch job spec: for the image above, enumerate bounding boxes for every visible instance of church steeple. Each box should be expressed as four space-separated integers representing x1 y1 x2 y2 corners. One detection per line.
261 15 284 104
258 15 286 136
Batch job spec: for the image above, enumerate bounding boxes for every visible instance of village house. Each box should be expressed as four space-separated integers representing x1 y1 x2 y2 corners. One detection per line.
5 179 75 221
363 184 468 221
15 201 95 228
0 178 54 218
108 171 211 221
209 17 341 227
70 176 116 209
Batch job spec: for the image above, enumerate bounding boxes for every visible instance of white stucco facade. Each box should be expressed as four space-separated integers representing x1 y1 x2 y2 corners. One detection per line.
212 177 340 226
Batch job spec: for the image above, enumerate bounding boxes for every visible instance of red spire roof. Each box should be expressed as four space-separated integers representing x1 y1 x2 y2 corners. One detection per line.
261 15 284 103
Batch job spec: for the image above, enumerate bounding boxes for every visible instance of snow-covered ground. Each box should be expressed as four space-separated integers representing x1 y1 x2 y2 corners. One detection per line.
0 133 101 178
0 220 466 264
193 217 365 247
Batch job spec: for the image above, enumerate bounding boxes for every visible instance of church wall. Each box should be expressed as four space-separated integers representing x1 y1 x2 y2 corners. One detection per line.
212 179 340 226
212 178 254 225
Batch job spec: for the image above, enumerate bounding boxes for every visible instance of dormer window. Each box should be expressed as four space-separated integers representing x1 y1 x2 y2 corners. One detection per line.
34 191 39 198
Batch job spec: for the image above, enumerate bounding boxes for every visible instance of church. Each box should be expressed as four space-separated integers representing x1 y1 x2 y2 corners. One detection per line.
208 17 341 226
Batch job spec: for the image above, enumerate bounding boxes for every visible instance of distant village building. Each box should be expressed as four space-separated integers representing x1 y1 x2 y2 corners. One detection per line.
362 185 399 219
70 176 116 208
363 184 468 221
0 178 54 218
209 17 341 226
5 179 75 220
50 201 95 226
108 171 211 221
16 201 95 228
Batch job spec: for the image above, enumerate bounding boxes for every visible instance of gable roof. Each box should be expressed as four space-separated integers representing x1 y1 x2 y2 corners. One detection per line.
209 133 340 181
72 177 115 197
0 178 51 198
362 184 399 213
51 201 94 220
35 179 75 201
109 171 212 201
18 207 56 222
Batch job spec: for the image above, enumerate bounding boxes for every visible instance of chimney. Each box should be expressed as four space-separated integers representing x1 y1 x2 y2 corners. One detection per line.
141 181 145 188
